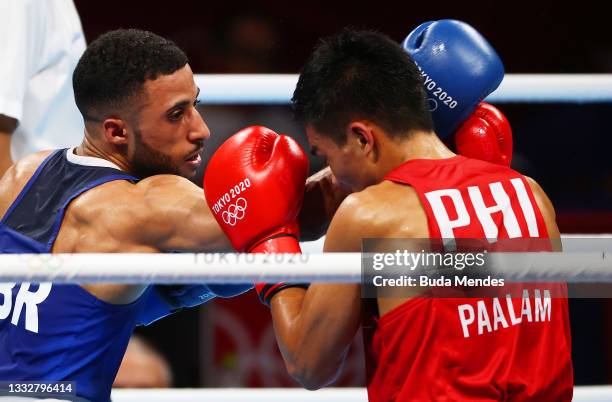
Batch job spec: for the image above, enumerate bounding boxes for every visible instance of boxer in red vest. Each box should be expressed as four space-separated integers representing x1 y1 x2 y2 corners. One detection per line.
205 25 572 401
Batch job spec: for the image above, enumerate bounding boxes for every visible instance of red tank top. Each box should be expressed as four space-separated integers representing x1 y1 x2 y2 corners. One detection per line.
364 156 573 402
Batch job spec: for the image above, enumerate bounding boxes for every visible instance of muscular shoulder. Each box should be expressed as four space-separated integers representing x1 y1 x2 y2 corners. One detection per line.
523 176 560 239
15 150 54 173
0 151 53 216
68 174 199 247
135 173 197 188
1 150 53 185
324 181 426 252
73 174 195 209
524 176 551 212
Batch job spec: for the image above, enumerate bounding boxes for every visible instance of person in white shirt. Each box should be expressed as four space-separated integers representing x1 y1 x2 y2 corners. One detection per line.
0 0 86 176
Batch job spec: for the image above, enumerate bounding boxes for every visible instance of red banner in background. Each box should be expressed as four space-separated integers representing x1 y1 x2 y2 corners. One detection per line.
202 291 365 387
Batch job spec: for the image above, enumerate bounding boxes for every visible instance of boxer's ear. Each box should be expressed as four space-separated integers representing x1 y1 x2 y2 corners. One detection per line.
102 118 128 146
347 121 375 155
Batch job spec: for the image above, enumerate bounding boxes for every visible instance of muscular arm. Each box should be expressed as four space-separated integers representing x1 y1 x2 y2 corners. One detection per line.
268 194 374 389
74 174 232 253
62 175 239 310
0 115 18 177
133 174 232 252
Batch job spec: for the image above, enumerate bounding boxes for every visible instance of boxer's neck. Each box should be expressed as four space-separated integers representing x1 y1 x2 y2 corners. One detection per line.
397 130 455 161
375 130 456 179
76 134 132 174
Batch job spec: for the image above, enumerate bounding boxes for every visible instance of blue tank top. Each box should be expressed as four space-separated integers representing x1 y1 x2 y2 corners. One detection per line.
0 149 152 402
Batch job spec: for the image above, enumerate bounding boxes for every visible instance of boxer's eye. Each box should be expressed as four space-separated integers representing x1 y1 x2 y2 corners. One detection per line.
168 108 184 121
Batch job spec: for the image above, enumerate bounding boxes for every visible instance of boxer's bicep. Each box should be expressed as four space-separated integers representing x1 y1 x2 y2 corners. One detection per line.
297 195 377 357
131 175 231 252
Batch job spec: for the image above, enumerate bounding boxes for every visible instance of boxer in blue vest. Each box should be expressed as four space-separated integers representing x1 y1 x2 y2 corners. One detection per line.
0 29 254 402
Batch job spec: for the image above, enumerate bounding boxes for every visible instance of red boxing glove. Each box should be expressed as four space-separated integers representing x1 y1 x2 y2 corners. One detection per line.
204 126 309 252
453 102 513 166
203 126 310 305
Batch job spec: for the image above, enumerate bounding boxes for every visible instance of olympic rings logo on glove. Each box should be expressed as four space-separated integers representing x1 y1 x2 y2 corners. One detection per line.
222 197 248 226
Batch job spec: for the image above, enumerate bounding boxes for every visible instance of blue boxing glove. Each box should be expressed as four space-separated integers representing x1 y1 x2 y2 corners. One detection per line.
403 19 504 139
137 283 252 326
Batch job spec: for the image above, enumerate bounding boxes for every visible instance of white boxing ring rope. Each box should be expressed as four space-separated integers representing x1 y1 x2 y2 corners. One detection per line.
2 246 612 283
0 229 610 285
1 251 612 284
109 386 612 402
193 74 612 104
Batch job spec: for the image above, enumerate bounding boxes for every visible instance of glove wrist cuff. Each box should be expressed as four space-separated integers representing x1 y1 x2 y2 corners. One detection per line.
249 234 302 253
256 283 310 306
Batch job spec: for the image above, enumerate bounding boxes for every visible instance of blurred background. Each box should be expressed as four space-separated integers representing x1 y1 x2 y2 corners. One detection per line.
70 0 612 389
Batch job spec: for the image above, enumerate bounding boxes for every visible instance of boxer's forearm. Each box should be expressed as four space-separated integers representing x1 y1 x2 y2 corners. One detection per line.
299 167 349 241
162 198 232 252
272 195 364 388
269 284 361 390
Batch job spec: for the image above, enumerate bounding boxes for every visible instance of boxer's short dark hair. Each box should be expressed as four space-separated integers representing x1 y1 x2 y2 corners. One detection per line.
73 29 188 121
292 29 433 144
